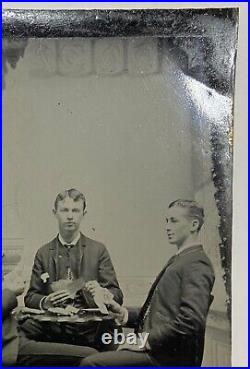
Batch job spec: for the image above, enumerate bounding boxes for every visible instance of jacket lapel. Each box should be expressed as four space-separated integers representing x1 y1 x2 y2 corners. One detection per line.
137 245 204 331
50 237 59 281
50 233 87 280
77 233 86 278
136 254 177 332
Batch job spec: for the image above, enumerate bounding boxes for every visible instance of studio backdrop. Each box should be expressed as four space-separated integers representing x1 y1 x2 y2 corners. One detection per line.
2 8 238 366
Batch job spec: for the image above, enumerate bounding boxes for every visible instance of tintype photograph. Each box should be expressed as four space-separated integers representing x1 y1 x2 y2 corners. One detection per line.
2 7 238 367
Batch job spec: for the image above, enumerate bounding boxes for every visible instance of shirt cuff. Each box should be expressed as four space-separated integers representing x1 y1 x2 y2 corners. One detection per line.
122 307 129 324
145 340 151 351
39 296 47 310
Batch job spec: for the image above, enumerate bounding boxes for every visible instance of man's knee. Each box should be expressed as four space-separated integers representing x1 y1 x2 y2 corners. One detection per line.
79 353 110 367
69 345 98 359
80 357 93 367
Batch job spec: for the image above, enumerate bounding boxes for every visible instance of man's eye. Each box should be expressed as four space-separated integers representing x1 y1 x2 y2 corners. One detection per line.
73 209 80 213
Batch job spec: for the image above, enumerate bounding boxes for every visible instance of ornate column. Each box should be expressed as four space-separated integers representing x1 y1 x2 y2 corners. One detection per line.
2 38 28 274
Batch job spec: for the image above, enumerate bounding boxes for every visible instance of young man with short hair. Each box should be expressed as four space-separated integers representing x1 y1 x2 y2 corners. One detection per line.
23 189 123 350
80 199 215 366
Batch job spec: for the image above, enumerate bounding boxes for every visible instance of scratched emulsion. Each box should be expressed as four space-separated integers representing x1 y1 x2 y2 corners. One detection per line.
2 9 238 320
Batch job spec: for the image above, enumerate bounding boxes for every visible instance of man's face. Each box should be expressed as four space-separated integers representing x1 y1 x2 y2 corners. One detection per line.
165 206 194 246
54 196 84 233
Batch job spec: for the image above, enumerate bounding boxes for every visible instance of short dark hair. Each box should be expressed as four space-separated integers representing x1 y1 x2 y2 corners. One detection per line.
168 199 204 231
54 189 86 212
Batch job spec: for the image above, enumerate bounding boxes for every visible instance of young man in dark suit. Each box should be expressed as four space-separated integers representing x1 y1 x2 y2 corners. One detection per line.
80 199 215 366
22 188 123 350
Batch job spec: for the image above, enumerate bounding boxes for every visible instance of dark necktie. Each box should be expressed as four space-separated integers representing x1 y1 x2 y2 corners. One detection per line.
65 244 74 281
135 254 176 333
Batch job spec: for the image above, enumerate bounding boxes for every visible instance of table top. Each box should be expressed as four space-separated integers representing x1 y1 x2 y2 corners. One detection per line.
15 307 113 324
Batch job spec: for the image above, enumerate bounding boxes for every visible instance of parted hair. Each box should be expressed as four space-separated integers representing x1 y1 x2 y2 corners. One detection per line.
168 199 204 231
54 188 86 212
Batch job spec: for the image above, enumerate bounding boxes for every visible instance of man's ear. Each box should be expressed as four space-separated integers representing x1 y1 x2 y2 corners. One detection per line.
191 219 200 232
52 208 56 216
83 209 87 216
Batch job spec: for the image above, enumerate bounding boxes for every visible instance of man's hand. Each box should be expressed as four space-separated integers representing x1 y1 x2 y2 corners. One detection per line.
85 280 114 303
85 280 127 324
3 277 26 296
85 280 114 314
43 290 71 310
85 280 102 296
102 297 128 325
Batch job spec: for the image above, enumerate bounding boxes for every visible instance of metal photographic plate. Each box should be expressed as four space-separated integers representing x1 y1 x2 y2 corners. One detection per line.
2 7 239 367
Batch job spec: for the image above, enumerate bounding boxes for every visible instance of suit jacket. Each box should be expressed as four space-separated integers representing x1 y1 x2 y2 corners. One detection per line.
2 289 19 366
24 233 123 309
127 245 215 366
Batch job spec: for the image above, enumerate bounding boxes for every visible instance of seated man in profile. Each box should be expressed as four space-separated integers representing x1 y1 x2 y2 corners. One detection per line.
80 200 215 367
22 188 123 351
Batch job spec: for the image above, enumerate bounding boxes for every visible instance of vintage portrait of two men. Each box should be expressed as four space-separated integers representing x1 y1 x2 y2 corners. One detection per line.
2 4 246 368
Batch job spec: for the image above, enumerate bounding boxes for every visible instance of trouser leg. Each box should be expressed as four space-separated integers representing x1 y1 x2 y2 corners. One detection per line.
80 349 159 367
17 335 98 366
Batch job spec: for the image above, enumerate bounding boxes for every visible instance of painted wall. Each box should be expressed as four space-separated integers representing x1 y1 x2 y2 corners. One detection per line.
3 36 232 365
3 38 194 279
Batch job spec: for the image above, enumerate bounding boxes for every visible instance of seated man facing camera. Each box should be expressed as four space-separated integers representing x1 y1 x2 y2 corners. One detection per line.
80 200 215 367
22 189 123 351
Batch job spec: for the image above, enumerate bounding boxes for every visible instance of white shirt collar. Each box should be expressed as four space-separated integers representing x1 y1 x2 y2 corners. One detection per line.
176 243 201 255
58 232 81 247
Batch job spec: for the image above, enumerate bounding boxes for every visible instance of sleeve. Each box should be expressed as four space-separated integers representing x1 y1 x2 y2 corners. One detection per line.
97 245 124 305
24 250 47 309
126 307 141 328
2 289 18 320
148 260 215 351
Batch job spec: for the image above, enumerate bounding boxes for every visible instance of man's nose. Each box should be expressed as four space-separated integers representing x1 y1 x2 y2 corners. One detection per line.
67 212 73 219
